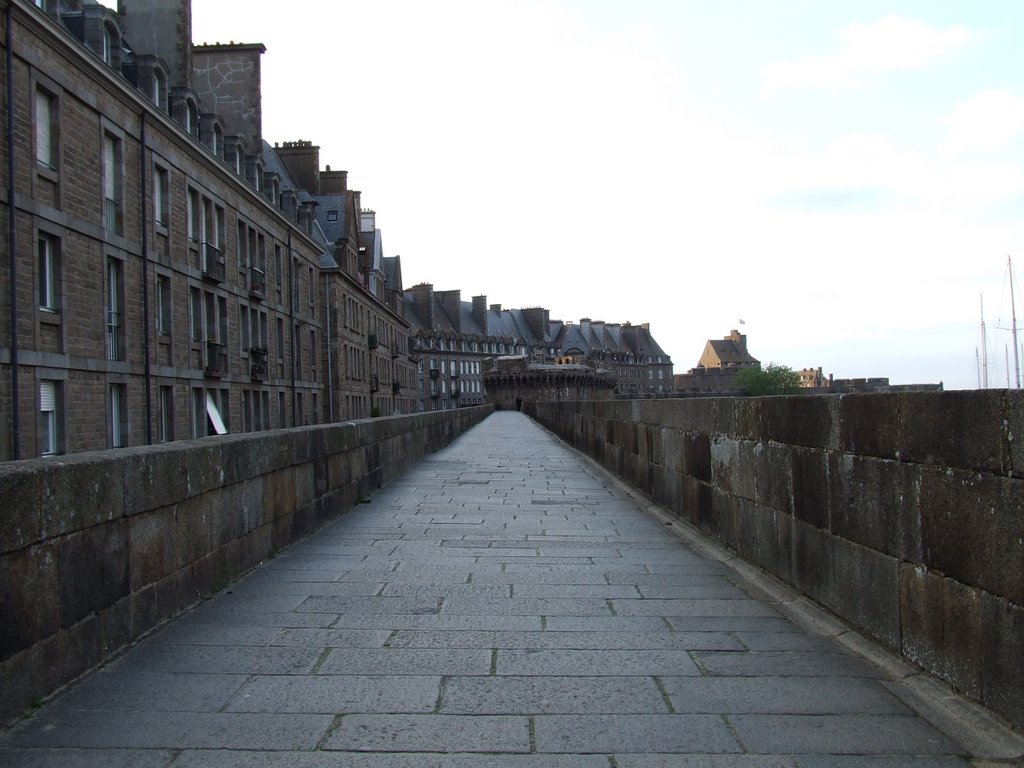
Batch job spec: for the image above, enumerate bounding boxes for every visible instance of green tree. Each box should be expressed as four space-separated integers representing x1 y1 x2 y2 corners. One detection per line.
734 363 802 396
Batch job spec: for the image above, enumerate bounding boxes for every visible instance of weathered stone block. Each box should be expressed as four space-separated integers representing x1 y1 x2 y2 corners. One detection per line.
215 479 263 548
682 432 712 482
790 447 829 529
791 520 832 607
734 399 760 440
897 390 1007 472
220 432 291 486
757 395 839 449
828 453 922 561
121 443 190 515
128 506 175 590
713 397 737 437
899 563 982 700
838 393 901 459
1007 390 1024 478
710 437 756 500
184 442 223 497
173 494 213 571
0 545 59 658
829 536 899 649
39 454 125 536
57 521 129 629
978 591 1024 731
681 476 711 527
709 488 739 545
0 464 43 553
753 441 793 515
737 502 792 581
920 467 1024 604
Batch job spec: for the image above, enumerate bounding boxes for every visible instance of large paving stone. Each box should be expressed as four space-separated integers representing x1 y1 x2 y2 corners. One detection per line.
533 714 740 753
729 714 962 755
323 714 531 753
661 675 909 715
223 674 441 713
440 675 668 714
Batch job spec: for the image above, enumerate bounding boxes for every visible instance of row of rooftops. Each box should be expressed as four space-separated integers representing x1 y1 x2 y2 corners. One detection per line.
402 285 672 365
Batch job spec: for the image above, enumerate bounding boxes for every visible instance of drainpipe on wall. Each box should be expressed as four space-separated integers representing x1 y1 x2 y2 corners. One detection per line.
140 111 152 443
287 231 295 426
6 4 21 459
324 269 333 422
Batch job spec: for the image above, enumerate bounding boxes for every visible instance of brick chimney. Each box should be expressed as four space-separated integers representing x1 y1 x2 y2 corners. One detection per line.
411 284 435 328
522 307 549 343
320 166 347 194
439 290 461 333
275 140 320 194
472 296 488 335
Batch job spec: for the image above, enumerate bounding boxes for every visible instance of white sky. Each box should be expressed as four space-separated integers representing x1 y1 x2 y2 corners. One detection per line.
183 0 1024 390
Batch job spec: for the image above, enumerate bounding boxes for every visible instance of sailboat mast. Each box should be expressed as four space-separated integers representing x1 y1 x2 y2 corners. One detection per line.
1010 256 1020 389
980 295 989 389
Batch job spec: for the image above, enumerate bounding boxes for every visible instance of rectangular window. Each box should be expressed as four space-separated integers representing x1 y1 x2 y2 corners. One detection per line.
39 380 58 456
237 221 247 271
189 286 202 342
215 206 225 250
310 329 317 378
192 388 205 437
38 234 58 311
294 322 302 372
276 317 284 361
109 383 125 448
159 385 173 442
153 165 169 226
202 197 214 247
242 390 252 433
106 257 124 360
156 275 171 335
308 266 315 309
186 187 200 242
275 244 282 289
278 391 286 428
103 132 122 234
240 304 250 352
35 88 56 169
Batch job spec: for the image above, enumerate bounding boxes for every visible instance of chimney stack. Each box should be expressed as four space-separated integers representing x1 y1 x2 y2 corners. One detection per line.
275 140 320 194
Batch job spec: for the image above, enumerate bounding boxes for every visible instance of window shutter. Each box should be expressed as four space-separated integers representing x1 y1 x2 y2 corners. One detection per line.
103 135 115 200
35 90 51 166
40 381 56 412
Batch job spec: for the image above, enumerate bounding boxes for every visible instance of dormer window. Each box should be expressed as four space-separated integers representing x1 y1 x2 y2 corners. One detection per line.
183 98 199 136
152 69 165 109
101 22 118 66
213 124 223 156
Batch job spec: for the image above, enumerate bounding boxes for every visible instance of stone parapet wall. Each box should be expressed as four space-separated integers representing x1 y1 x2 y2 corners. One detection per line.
527 392 1024 731
0 405 492 723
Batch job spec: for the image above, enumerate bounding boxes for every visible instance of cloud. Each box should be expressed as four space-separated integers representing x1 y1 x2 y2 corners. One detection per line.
761 14 971 97
942 89 1024 154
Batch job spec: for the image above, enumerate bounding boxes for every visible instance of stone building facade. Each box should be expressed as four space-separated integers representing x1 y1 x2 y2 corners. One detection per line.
1 0 672 460
0 0 409 460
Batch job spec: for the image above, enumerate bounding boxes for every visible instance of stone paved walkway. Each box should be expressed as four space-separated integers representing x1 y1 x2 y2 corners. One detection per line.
0 412 991 766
